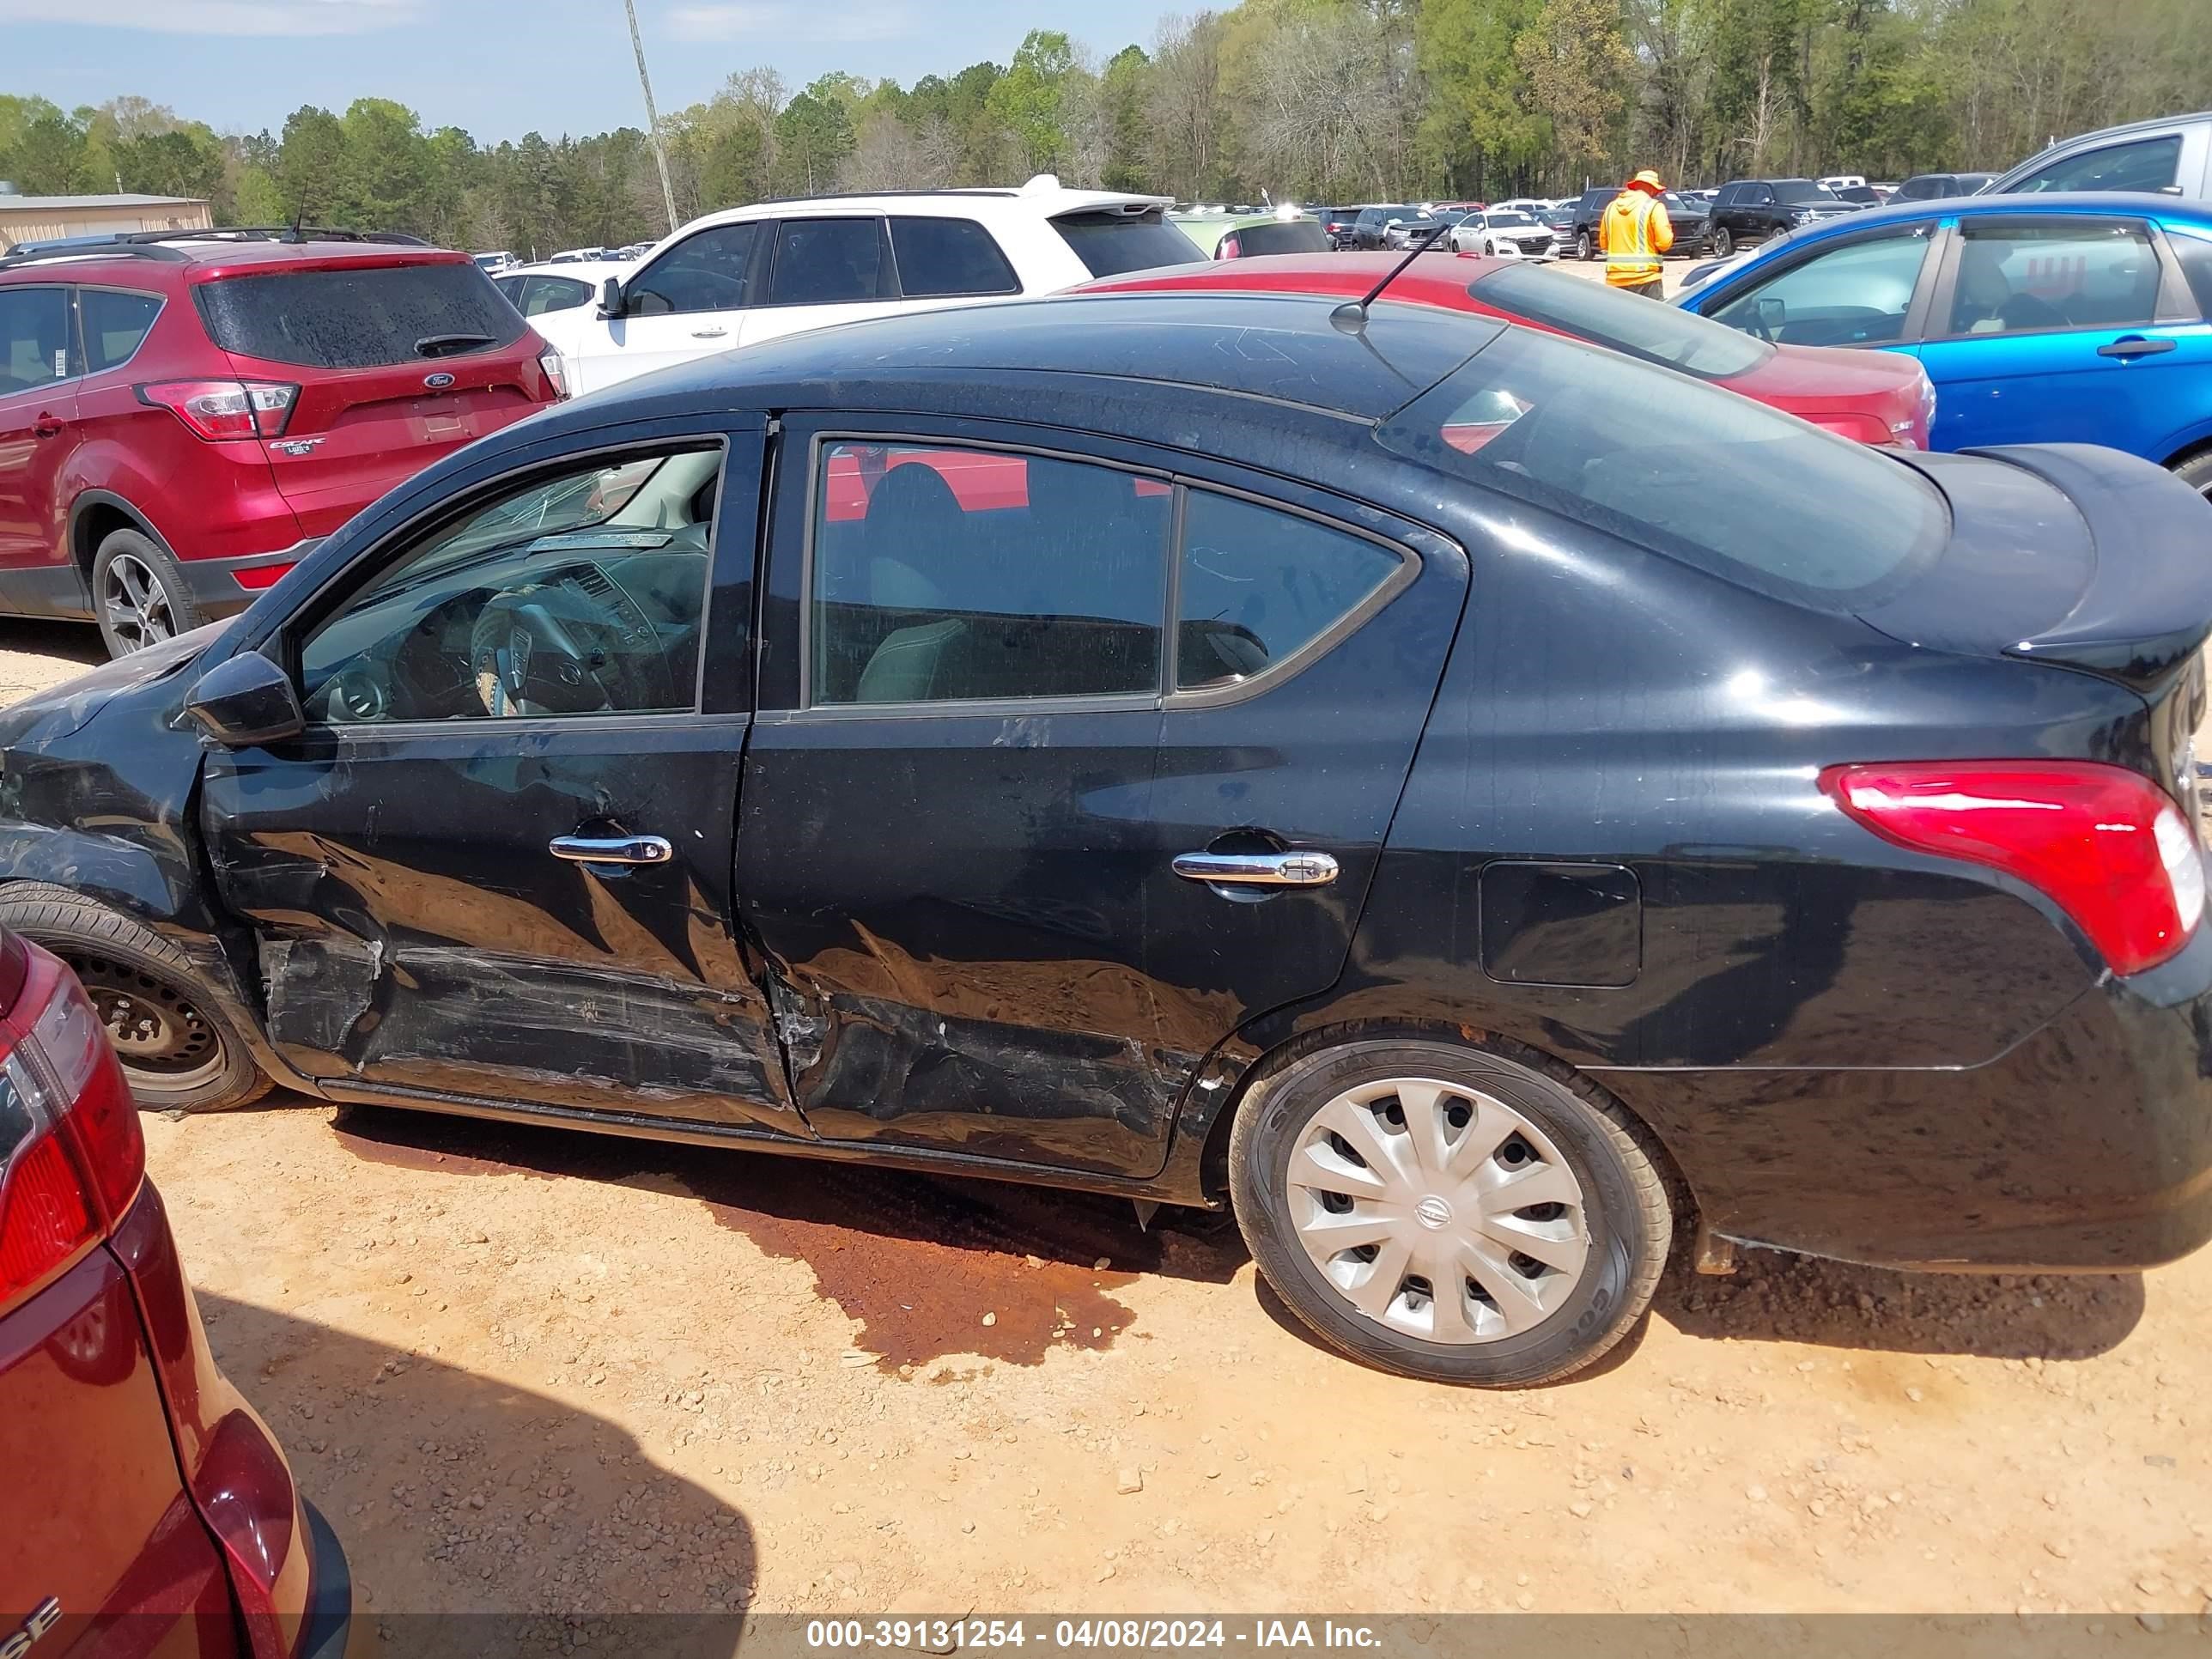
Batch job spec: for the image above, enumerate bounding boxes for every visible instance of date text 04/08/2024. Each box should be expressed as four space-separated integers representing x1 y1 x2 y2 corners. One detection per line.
802 1620 1385 1650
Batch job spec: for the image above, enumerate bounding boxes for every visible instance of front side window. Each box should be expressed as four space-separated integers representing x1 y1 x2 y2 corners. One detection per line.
80 289 161 373
1176 493 1403 691
1478 264 1770 377
0 287 72 392
299 446 722 724
888 216 1019 298
1772 181 1838 204
1377 328 1948 609
2009 135 2182 195
1710 229 1932 345
811 441 1168 706
628 223 757 316
766 219 884 307
1943 219 2161 337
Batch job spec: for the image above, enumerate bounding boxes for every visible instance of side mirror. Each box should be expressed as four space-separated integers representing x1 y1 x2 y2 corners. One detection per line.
185 651 303 747
598 276 626 318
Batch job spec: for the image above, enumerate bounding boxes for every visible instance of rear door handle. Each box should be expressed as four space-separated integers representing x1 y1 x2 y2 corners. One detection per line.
2098 336 2176 360
1171 850 1340 889
550 834 672 866
690 328 727 340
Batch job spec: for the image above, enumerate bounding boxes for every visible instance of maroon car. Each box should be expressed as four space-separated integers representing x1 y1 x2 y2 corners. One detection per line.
0 924 353 1656
0 229 567 658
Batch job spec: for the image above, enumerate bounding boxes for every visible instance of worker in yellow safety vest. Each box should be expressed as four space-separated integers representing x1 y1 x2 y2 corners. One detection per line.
1600 169 1674 296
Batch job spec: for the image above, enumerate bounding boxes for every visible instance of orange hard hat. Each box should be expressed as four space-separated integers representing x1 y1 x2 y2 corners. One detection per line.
1626 169 1665 192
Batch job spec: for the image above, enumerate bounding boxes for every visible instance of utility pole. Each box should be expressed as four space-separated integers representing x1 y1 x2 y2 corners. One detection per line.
624 0 680 234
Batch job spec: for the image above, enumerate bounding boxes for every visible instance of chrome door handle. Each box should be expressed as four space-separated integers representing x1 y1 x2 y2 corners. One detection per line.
550 834 672 866
1172 850 1340 888
690 328 727 339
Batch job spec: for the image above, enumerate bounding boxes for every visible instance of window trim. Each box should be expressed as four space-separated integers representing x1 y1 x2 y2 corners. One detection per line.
76 284 166 377
794 428 1420 720
284 433 731 734
0 283 81 397
1919 214 2178 345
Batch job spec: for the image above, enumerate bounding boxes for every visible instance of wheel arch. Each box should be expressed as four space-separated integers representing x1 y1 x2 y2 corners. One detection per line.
2159 429 2212 475
70 489 179 580
1176 1014 1704 1233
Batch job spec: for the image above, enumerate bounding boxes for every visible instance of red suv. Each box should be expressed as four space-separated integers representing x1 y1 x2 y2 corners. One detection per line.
0 920 354 1656
0 230 566 657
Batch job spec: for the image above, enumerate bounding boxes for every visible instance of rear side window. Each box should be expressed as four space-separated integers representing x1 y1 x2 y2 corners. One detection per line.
1176 493 1403 691
81 289 162 373
2168 228 2212 319
1942 220 2160 337
810 440 1168 705
1474 264 1770 378
0 287 70 390
768 219 884 306
194 262 525 369
1377 328 1948 608
1054 210 1206 277
888 217 1018 297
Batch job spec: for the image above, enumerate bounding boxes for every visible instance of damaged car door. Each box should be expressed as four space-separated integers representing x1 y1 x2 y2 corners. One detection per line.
196 419 802 1130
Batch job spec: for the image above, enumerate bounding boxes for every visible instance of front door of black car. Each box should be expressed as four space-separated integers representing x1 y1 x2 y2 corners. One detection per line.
196 416 801 1131
737 421 1468 1179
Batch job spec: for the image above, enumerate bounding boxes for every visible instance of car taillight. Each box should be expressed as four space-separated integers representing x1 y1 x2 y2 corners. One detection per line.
1822 761 2208 976
137 380 299 441
538 347 569 401
0 963 142 1310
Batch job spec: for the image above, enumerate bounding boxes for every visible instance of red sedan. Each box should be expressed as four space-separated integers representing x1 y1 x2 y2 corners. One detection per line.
1084 252 1936 448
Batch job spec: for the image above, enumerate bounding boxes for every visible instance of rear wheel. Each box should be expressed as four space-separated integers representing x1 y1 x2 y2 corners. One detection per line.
1712 225 1735 258
2171 449 2212 504
91 528 201 659
1231 1037 1672 1386
1575 229 1594 261
0 883 270 1113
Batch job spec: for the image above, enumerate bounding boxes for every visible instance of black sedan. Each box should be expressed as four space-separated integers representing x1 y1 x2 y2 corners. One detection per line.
3 292 2209 1388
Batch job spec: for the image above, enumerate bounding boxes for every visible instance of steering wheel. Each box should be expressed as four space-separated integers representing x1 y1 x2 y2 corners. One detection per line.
470 564 669 717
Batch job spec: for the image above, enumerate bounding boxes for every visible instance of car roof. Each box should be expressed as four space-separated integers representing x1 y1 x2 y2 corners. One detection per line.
576 289 1504 428
2008 111 2209 155
1082 249 1501 302
0 236 471 283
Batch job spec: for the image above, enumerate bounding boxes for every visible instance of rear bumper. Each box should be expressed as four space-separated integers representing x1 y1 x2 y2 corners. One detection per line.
296 1501 361 1659
181 543 319 617
1605 923 2212 1273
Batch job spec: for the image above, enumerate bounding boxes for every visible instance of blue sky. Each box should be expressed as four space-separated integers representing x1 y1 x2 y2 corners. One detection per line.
0 0 1176 141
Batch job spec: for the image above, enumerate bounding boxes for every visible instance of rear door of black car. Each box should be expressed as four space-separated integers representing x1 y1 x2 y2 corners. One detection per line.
196 412 802 1131
736 416 1468 1180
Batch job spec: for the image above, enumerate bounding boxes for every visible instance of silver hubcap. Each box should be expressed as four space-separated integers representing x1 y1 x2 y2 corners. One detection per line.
1288 1077 1590 1346
102 552 174 653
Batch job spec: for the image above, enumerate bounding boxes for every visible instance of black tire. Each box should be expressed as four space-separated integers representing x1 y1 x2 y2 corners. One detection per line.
1712 225 1735 258
2171 449 2212 504
91 526 201 660
0 882 270 1112
1575 228 1594 261
1230 1036 1673 1387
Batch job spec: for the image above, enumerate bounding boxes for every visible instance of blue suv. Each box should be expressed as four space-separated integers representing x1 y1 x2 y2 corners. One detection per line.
1676 191 2212 498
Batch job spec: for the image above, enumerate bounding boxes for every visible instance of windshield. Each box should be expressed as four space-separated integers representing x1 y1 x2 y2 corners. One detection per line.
1772 181 1840 204
1376 328 1946 609
1374 206 1435 224
1236 220 1332 256
194 261 526 369
1486 211 1536 228
1471 264 1771 379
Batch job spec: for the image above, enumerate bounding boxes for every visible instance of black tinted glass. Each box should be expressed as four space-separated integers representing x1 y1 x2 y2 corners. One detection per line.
769 219 884 306
81 289 162 372
1054 211 1206 277
887 216 1019 297
1234 220 1332 256
194 263 525 368
629 223 757 315
1176 493 1401 690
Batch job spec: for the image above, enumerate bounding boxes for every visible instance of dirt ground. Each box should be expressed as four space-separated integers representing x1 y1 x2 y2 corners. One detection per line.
5 574 2210 1631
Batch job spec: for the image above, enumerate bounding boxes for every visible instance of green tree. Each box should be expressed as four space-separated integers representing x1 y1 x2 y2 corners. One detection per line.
1513 0 1634 173
771 92 854 195
1417 0 1547 196
277 106 350 222
986 28 1078 174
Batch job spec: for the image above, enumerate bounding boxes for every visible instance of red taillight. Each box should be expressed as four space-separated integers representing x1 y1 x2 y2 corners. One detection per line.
0 953 142 1310
1821 761 2209 976
137 379 299 441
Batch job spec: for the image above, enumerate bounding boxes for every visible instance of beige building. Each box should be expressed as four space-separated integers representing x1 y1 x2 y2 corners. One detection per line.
0 190 213 252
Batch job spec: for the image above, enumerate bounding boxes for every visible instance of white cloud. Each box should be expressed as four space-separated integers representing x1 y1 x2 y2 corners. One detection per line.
0 0 422 33
667 1 914 44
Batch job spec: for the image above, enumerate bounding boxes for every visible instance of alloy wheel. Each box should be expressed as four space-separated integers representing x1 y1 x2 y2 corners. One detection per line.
1286 1076 1589 1344
100 552 176 653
